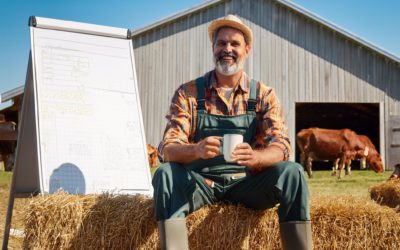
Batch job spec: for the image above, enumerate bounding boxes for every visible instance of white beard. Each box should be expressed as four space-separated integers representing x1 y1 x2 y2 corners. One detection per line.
214 57 244 76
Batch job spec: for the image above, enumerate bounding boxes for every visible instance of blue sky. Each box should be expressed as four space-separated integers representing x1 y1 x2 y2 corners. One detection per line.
1 0 399 108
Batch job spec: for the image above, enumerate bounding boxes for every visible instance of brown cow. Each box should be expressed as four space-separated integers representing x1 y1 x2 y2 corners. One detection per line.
297 128 353 178
146 144 159 168
389 164 400 180
356 135 373 169
344 134 383 176
296 128 315 176
333 134 373 176
297 128 384 179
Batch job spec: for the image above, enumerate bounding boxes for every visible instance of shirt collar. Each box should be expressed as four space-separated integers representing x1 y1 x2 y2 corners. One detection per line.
206 70 250 93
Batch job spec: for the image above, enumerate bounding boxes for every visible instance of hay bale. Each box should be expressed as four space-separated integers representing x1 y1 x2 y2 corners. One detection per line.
23 193 157 249
311 196 399 249
23 194 400 249
370 179 400 209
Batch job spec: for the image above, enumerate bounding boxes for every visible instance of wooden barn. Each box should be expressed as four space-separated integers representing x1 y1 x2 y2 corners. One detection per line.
131 0 400 170
1 0 399 171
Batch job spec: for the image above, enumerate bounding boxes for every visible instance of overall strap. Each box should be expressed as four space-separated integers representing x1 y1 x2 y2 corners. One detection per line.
195 77 206 112
247 79 258 111
196 77 258 111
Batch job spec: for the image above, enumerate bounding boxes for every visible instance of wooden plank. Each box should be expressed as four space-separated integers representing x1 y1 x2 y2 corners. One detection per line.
394 65 400 115
324 29 332 102
298 15 306 102
337 34 345 102
318 25 325 102
305 19 312 102
287 10 295 101
0 132 17 141
265 0 272 85
282 5 289 109
331 32 338 102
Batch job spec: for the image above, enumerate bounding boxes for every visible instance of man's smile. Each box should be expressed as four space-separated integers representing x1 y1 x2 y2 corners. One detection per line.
218 52 237 64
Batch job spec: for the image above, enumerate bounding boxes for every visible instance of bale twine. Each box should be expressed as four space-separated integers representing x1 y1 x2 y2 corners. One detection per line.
23 194 400 250
370 179 400 210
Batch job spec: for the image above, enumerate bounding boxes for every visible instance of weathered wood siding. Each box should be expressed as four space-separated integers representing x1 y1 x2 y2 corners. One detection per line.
132 0 400 168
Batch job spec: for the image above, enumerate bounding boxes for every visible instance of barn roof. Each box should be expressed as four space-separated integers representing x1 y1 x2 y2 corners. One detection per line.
131 0 400 64
0 85 24 103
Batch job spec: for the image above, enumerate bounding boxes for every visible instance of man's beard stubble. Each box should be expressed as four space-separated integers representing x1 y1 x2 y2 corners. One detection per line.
214 51 245 76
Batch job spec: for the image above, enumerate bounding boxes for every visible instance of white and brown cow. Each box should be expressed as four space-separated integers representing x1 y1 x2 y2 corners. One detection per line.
389 164 400 180
297 128 384 179
344 134 383 176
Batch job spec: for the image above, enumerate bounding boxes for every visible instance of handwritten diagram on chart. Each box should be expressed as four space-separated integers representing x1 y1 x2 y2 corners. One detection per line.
32 27 151 194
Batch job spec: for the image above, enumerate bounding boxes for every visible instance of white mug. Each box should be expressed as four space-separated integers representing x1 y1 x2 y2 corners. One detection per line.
223 134 243 162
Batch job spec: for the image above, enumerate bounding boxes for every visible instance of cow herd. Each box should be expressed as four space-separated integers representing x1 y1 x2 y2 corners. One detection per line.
296 127 384 179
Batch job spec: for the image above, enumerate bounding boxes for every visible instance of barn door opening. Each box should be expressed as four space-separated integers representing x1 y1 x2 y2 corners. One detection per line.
295 102 380 170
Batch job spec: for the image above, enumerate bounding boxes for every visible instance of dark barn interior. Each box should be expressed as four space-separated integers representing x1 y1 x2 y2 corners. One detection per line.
295 103 380 170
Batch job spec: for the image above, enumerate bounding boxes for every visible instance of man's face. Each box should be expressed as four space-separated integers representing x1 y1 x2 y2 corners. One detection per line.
213 27 251 76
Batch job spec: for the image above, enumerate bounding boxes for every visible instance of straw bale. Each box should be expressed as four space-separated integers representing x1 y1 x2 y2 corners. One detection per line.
370 179 400 210
23 192 157 249
23 194 400 250
310 196 400 250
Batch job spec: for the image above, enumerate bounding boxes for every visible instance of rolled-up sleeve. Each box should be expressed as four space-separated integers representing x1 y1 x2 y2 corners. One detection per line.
256 87 291 160
158 85 192 162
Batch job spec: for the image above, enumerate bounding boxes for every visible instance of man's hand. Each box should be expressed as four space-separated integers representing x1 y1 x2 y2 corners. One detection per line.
232 143 285 170
231 143 262 170
196 136 222 159
163 136 222 164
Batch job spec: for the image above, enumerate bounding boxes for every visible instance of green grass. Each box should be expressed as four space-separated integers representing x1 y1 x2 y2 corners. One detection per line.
307 170 391 197
1 169 391 198
0 171 12 188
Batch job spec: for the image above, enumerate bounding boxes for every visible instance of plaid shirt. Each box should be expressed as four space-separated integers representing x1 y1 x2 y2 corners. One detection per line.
158 70 291 162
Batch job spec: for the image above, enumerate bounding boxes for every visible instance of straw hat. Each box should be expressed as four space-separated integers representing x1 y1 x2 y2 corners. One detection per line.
208 14 253 45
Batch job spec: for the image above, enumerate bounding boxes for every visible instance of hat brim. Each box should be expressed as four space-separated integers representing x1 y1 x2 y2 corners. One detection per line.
208 19 253 45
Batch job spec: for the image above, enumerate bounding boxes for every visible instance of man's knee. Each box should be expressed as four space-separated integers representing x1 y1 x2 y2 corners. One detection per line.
153 163 176 191
273 161 308 196
273 161 305 178
154 162 185 179
153 162 192 193
153 163 173 179
284 161 305 177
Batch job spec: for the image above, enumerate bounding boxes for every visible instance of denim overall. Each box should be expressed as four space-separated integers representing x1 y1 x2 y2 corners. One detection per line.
153 77 310 223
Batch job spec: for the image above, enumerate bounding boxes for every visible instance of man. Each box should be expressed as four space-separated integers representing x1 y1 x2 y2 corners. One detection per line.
153 15 312 250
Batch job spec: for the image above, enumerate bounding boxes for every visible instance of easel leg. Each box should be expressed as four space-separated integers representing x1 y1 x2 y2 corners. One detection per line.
2 170 17 250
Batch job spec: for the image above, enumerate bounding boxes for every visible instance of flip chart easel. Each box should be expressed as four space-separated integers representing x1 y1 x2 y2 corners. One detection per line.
2 16 153 249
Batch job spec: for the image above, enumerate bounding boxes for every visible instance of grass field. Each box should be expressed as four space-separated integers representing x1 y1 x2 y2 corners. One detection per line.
307 170 391 197
0 171 12 187
0 171 28 249
0 169 393 249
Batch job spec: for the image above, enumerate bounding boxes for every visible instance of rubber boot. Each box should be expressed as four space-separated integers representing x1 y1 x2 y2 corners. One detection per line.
158 218 189 250
280 221 313 250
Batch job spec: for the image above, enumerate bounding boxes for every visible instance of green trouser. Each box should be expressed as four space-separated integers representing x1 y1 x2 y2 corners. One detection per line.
152 156 310 222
